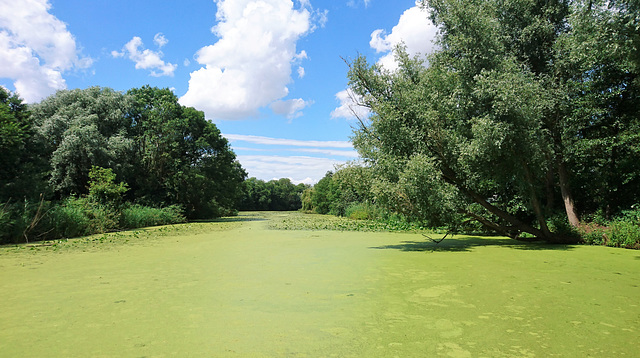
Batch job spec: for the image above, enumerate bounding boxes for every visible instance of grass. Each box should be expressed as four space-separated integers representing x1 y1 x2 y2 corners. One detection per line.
0 211 638 357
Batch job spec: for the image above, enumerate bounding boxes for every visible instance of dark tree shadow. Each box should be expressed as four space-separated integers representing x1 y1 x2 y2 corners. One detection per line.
371 236 576 253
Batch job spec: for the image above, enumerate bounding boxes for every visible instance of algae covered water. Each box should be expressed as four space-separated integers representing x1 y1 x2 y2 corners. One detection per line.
0 212 638 357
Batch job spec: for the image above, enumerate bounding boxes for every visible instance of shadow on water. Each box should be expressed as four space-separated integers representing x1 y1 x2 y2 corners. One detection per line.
371 236 576 253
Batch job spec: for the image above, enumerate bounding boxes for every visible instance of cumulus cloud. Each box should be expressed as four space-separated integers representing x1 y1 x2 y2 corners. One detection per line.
113 36 177 77
331 5 438 119
180 0 324 120
270 98 313 120
331 88 370 120
153 33 168 48
370 5 438 71
0 0 92 102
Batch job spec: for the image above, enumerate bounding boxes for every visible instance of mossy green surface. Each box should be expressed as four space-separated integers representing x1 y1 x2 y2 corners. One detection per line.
1 212 638 357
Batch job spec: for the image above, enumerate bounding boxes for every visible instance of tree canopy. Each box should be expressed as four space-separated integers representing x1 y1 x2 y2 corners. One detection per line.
346 0 639 242
12 86 246 220
239 177 307 211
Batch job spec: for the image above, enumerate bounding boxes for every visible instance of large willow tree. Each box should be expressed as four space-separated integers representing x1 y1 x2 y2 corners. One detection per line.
348 0 639 242
30 86 246 219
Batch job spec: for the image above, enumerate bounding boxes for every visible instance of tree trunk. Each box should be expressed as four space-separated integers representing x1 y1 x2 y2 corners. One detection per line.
439 164 553 241
522 160 552 237
557 160 580 227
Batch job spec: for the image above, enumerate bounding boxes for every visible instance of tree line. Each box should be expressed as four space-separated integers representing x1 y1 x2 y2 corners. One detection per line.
238 177 308 211
1 85 246 243
306 0 639 246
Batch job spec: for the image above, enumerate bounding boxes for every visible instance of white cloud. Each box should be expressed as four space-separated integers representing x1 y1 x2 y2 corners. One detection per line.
0 0 92 102
331 5 438 119
226 133 358 183
270 98 313 119
153 33 168 48
297 66 305 78
294 177 315 185
237 154 344 184
297 148 359 157
180 0 325 120
113 36 177 77
370 5 438 71
224 134 353 148
331 88 370 120
232 146 358 157
347 0 370 8
183 58 191 66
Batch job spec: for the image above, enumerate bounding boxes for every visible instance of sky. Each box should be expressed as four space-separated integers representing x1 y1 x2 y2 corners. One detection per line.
0 0 438 184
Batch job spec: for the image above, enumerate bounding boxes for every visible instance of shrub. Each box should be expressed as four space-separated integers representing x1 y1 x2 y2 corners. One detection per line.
0 199 53 244
579 206 640 249
345 202 383 221
120 204 185 229
47 197 119 239
87 166 128 208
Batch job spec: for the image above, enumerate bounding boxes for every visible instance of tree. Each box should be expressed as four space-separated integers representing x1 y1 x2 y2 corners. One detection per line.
238 177 306 211
87 166 128 208
28 85 245 219
555 0 640 218
0 87 46 202
30 87 134 197
310 172 336 215
347 0 639 242
126 86 246 218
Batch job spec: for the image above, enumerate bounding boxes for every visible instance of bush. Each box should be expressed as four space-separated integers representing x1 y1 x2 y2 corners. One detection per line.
0 199 54 244
47 197 119 239
120 204 185 229
579 205 640 249
345 202 383 221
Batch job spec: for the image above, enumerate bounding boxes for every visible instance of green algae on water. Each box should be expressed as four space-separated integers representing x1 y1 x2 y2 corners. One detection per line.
0 212 637 357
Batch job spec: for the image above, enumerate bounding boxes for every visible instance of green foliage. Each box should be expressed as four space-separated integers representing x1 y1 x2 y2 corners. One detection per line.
0 87 46 202
238 177 306 211
1 85 246 243
87 166 128 208
126 86 245 218
310 172 335 214
343 0 640 243
0 200 50 244
300 188 313 212
306 165 374 216
30 87 134 196
268 212 428 233
119 204 185 229
344 202 384 221
579 205 640 249
47 197 119 239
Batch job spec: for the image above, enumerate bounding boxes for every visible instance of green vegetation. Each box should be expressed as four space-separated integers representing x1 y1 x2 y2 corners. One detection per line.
3 2 638 248
268 211 427 232
238 177 308 211
1 212 637 357
0 86 245 244
300 0 640 246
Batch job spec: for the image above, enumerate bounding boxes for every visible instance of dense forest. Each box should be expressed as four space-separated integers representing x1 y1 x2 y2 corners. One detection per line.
304 0 640 247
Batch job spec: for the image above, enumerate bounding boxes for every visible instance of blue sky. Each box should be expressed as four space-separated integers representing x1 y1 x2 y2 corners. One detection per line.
0 0 437 184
